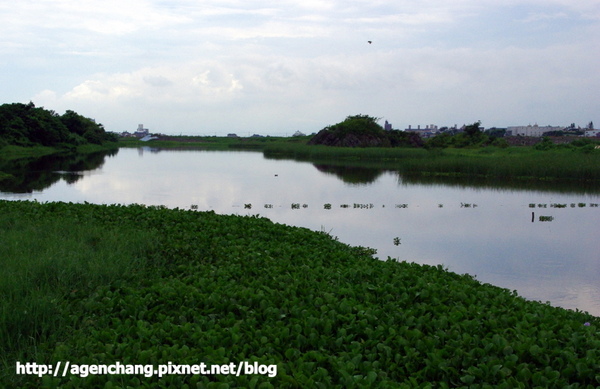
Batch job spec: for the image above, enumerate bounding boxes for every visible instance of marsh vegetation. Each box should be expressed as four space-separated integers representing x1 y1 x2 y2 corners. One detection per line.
2 127 600 386
2 201 599 387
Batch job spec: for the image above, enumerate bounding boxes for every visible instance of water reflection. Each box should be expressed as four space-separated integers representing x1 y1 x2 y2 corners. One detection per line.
1 148 599 317
313 165 384 185
267 153 600 194
0 149 117 193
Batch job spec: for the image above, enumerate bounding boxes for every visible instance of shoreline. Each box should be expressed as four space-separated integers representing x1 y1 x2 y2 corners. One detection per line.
2 200 599 387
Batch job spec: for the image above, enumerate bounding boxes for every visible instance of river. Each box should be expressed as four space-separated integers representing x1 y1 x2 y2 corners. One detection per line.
2 147 599 316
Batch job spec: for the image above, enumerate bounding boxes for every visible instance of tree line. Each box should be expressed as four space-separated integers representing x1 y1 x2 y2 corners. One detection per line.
0 102 117 148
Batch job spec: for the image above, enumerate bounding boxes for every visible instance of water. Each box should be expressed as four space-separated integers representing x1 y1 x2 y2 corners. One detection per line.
2 147 599 316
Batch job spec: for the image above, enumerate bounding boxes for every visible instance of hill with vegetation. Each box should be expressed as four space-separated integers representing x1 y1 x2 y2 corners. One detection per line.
0 102 117 149
308 115 424 148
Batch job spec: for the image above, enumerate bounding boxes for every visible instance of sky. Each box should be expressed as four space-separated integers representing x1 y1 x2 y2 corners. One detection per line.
1 0 599 136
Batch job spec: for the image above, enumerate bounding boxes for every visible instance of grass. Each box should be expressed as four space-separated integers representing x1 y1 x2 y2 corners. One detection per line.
0 145 58 160
2 200 600 388
0 202 160 373
0 143 119 160
262 143 600 183
117 135 299 151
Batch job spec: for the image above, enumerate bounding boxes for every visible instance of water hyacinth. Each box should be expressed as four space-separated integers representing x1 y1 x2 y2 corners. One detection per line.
2 200 600 388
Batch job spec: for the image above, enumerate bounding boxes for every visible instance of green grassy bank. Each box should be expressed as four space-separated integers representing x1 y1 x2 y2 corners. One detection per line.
0 143 120 161
1 200 599 388
261 142 600 183
121 136 600 183
117 135 297 151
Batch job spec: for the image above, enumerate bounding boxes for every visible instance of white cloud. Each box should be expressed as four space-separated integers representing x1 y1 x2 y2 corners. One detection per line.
4 0 600 134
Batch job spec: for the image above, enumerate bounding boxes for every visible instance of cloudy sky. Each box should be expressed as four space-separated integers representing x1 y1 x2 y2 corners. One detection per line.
1 0 598 135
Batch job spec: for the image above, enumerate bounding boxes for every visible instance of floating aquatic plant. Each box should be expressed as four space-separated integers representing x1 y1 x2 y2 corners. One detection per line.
323 203 332 210
3 200 600 388
539 216 554 222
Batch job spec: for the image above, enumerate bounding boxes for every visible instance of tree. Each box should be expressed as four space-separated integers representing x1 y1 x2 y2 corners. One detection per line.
0 102 113 148
464 121 482 138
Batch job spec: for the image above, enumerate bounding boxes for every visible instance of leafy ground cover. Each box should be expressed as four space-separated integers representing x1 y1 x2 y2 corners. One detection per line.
2 200 599 388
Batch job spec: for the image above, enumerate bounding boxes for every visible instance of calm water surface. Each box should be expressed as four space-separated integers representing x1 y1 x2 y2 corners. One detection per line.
2 147 599 316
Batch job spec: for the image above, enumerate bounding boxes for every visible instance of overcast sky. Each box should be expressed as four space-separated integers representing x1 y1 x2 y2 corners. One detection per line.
1 0 598 135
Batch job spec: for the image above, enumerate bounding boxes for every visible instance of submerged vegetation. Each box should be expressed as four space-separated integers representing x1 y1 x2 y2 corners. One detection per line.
2 200 599 387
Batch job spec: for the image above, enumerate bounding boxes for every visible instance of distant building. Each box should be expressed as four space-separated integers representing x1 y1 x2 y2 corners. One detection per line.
384 120 392 131
405 124 439 138
292 130 306 137
134 124 150 138
506 124 563 137
585 129 600 137
227 133 238 138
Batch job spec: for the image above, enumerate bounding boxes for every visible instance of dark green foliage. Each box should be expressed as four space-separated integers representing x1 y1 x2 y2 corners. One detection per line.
2 201 599 388
0 102 113 148
426 122 489 149
309 115 424 148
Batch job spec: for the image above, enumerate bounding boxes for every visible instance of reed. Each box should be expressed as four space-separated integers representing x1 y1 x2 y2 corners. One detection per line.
0 204 159 368
264 143 600 182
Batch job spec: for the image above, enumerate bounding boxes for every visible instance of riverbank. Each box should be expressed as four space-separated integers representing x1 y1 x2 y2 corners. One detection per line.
2 200 598 387
0 143 119 160
0 143 120 184
118 135 600 183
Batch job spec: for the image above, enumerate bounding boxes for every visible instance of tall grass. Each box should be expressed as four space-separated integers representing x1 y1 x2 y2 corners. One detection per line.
0 205 159 368
264 143 600 182
400 148 600 181
263 142 431 161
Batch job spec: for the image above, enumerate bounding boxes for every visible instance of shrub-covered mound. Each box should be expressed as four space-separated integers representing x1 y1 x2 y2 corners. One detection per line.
308 115 423 148
2 201 599 388
0 102 117 148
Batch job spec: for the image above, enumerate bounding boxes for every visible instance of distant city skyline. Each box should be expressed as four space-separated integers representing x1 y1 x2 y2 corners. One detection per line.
1 1 598 135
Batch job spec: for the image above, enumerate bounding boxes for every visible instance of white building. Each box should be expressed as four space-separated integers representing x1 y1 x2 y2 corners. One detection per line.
506 124 563 137
134 124 150 138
